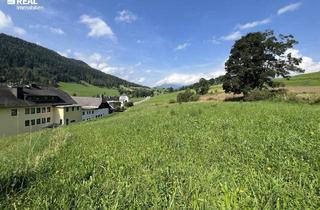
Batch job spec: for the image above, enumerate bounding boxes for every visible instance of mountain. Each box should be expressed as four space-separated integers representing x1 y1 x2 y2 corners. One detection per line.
156 84 183 89
0 33 142 88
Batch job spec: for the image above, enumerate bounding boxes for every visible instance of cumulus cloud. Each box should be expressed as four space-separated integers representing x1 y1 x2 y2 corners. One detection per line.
236 18 270 30
80 15 115 40
115 10 137 23
221 31 242 41
156 73 206 86
277 2 302 15
0 10 25 35
174 42 190 51
286 49 320 73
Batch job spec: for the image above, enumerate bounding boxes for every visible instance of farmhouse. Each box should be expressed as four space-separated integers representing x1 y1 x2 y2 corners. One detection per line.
72 96 113 121
119 94 129 104
0 84 81 137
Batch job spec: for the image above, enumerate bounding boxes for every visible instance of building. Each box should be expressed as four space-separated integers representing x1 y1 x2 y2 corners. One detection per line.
119 94 129 107
72 96 113 121
0 84 81 137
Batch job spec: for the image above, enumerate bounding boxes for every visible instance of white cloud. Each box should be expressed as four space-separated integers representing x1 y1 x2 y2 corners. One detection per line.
0 10 25 35
237 18 270 30
174 42 190 51
277 2 302 15
221 31 242 41
80 15 115 40
29 24 64 35
156 73 210 86
115 10 137 23
136 39 145 44
49 27 65 35
206 36 220 44
137 77 145 83
286 49 320 73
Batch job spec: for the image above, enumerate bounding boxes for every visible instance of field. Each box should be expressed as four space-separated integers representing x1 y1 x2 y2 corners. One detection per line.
0 92 319 209
58 82 119 97
276 71 320 87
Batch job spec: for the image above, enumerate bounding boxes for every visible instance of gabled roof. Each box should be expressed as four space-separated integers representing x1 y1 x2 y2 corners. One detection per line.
72 97 102 109
0 85 76 108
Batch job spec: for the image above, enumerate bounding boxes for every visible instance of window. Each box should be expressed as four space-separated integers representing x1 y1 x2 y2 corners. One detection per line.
72 107 74 111
47 107 51 112
42 107 46 113
60 119 62 125
66 107 69 112
77 107 80 111
37 108 41 113
25 108 30 115
47 117 51 123
37 119 41 125
42 118 46 124
11 109 17 116
31 119 35 126
31 108 35 114
83 112 85 115
66 119 69 125
25 120 30 127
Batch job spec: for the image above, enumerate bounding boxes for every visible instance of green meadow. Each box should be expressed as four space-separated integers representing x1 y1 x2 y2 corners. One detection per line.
0 92 319 209
276 71 320 87
58 82 119 97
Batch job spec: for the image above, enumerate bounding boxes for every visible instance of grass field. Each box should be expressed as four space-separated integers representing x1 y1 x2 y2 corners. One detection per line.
58 82 119 97
276 71 320 86
0 93 319 209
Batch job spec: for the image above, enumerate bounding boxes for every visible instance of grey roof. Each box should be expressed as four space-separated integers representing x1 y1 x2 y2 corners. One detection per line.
72 97 102 109
0 85 77 108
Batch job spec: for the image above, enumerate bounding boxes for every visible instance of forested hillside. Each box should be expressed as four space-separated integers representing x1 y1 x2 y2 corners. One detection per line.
0 33 141 88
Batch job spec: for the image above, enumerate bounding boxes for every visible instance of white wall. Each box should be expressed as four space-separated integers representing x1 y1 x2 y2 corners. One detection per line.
81 108 109 121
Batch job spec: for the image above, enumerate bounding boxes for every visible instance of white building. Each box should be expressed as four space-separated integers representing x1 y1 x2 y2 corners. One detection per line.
72 97 112 121
119 94 129 107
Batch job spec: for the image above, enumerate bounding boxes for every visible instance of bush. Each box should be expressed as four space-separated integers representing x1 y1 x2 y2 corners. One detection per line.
169 99 176 104
244 89 287 101
177 89 199 103
124 101 134 107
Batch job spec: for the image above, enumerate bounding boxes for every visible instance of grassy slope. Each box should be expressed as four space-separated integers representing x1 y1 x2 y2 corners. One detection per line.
276 71 320 86
0 93 319 209
58 82 119 97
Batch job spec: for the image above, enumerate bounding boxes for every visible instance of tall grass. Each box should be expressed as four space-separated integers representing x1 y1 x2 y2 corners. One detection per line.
0 95 319 209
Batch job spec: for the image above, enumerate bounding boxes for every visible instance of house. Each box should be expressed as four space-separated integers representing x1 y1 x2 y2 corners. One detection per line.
0 84 81 137
119 94 129 107
72 96 113 121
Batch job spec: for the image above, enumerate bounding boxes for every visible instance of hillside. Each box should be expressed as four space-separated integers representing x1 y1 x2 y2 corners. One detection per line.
276 71 320 86
58 82 119 97
0 94 319 209
0 33 141 88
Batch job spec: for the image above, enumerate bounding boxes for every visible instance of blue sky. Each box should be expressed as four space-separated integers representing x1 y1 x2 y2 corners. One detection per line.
0 0 320 86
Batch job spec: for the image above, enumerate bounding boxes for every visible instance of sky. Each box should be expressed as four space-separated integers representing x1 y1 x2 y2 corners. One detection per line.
0 0 320 87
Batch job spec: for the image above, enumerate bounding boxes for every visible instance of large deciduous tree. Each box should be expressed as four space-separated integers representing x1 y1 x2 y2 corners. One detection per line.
223 30 304 95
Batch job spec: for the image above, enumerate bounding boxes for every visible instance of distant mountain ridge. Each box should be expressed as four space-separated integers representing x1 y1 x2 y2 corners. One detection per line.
0 33 142 88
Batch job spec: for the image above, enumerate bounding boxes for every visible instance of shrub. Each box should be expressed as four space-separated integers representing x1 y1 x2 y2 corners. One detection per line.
177 89 199 103
244 89 287 101
169 99 176 104
124 101 134 107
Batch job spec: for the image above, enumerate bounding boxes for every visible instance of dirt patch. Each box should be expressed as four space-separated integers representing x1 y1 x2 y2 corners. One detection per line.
286 86 320 94
200 93 243 102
